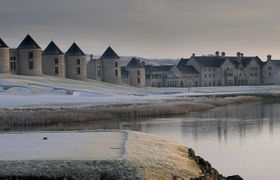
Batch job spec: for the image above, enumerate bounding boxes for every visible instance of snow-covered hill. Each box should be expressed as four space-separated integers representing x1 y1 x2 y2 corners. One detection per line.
0 74 278 108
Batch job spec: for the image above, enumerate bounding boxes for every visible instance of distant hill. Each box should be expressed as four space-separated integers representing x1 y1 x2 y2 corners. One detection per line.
86 55 180 66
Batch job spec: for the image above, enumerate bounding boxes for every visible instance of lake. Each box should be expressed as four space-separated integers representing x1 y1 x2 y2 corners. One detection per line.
93 102 280 180
8 102 280 179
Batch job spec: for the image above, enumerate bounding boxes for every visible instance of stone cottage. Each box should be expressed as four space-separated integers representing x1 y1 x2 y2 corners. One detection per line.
87 46 122 84
17 34 43 76
65 42 87 80
121 57 145 88
42 41 65 78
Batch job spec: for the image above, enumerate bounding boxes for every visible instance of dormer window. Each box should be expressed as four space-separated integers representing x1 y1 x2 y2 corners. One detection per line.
77 67 81 74
77 59 81 65
29 59 34 70
54 58 59 65
28 52 34 59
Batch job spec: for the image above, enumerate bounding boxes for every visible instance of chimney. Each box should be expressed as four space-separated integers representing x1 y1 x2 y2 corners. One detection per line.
90 54 94 61
192 53 196 57
221 52 226 57
267 55 272 61
215 51 220 56
237 52 241 58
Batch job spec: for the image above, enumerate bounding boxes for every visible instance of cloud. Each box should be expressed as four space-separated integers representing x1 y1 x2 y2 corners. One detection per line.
0 0 280 59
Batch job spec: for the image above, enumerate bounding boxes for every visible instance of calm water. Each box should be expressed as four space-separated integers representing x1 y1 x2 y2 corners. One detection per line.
98 102 280 180
128 102 280 180
14 102 280 179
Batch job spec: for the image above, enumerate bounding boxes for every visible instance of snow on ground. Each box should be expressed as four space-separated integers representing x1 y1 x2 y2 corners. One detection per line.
0 131 124 161
6 86 32 94
0 74 280 108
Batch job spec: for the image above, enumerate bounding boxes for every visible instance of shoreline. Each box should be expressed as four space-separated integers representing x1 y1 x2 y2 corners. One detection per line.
0 95 262 131
0 130 242 179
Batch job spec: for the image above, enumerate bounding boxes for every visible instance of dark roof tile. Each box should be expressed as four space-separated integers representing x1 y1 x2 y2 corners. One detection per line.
177 65 199 74
43 41 64 55
177 58 189 67
100 46 119 59
65 42 86 56
144 65 173 73
127 57 144 68
17 34 41 49
0 38 8 48
192 56 225 67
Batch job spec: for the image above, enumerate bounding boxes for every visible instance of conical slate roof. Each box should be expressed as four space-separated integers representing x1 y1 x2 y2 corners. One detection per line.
65 42 86 56
0 38 8 48
127 57 144 68
100 46 119 59
43 41 64 55
17 34 41 49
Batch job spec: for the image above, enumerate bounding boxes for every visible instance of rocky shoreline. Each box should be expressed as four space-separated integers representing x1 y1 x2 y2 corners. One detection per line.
0 131 243 180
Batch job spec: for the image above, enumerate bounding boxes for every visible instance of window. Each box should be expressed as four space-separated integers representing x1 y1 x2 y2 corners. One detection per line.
213 74 215 78
146 75 151 79
54 58 59 65
137 77 141 84
29 59 34 69
115 62 118 68
77 67 81 75
97 70 101 77
28 52 34 59
77 59 81 65
137 70 140 76
10 57 16 71
55 66 59 75
269 72 271 76
115 69 118 76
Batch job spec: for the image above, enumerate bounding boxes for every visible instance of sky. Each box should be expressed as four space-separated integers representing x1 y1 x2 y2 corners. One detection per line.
0 0 280 60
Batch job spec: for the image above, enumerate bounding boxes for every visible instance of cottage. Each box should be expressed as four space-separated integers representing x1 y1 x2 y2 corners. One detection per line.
122 57 145 88
99 46 122 84
65 42 87 80
177 58 200 87
42 41 65 78
187 52 225 86
17 34 42 76
263 55 280 85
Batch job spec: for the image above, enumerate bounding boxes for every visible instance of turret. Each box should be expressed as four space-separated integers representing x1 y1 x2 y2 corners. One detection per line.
0 38 10 73
99 46 122 84
42 41 65 78
17 34 42 75
125 57 145 87
65 42 87 80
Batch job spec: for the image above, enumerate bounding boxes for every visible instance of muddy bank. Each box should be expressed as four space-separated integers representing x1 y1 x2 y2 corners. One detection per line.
0 96 261 131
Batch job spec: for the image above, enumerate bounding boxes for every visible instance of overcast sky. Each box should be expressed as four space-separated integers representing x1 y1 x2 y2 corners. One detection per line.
0 0 280 60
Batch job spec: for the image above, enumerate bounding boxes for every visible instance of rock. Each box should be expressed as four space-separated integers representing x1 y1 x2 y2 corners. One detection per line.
226 175 243 180
188 148 242 180
173 175 184 180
